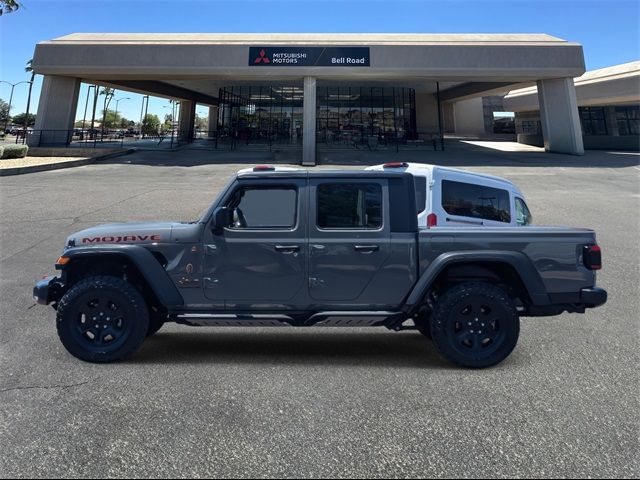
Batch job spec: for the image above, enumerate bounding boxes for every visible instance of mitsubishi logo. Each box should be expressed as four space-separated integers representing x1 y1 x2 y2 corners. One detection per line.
254 49 270 64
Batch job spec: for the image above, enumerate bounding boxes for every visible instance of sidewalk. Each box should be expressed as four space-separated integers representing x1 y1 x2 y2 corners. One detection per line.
0 148 135 176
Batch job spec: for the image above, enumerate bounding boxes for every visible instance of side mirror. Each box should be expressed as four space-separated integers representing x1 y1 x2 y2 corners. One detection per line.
211 207 231 235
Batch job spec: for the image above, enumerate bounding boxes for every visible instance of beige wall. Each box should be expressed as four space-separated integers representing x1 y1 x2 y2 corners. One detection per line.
453 97 485 135
415 93 439 133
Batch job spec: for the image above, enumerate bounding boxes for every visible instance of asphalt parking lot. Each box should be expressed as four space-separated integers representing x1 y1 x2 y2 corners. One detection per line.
1 144 638 478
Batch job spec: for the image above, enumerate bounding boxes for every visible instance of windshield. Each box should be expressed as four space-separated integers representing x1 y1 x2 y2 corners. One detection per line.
515 197 532 226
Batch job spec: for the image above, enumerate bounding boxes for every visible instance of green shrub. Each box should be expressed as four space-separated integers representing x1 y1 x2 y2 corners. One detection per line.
0 146 4 159
1 144 28 159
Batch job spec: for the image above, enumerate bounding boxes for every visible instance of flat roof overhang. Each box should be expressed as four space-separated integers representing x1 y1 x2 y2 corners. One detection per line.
32 33 586 103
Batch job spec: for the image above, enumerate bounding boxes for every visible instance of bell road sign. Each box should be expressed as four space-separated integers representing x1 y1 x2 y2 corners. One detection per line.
249 47 370 67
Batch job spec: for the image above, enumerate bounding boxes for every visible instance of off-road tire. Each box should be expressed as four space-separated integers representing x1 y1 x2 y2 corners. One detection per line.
56 275 149 363
430 282 520 368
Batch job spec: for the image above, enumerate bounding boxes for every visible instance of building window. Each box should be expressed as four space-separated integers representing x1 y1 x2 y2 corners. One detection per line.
216 85 417 147
315 86 417 146
517 120 540 135
579 107 607 135
615 106 639 136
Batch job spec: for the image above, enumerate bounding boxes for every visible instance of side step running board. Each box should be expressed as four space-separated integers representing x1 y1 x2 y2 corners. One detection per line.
176 314 295 327
175 311 405 327
308 311 403 327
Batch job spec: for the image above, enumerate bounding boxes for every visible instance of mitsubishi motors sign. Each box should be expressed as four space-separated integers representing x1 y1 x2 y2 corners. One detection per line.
249 47 370 67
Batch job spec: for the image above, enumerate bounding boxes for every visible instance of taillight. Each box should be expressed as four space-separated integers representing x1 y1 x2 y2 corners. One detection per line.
253 165 275 171
383 162 409 168
427 213 437 228
583 245 602 270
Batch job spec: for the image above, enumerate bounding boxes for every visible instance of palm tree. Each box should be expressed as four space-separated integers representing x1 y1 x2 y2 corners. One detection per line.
23 59 35 137
1 1 21 16
99 87 115 137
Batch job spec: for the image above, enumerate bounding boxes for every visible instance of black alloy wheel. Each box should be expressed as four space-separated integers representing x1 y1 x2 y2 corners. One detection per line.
56 276 149 363
430 282 520 368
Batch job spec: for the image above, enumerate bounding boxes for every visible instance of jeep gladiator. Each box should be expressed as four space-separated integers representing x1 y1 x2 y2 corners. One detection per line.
34 167 607 368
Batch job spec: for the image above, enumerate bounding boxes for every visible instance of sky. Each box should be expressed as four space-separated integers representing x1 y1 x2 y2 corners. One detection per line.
0 0 638 124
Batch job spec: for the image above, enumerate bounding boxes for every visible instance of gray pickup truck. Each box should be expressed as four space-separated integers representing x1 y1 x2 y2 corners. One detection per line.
34 167 606 368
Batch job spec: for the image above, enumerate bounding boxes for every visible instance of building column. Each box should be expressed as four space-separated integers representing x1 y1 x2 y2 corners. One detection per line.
28 75 81 146
178 100 196 142
302 76 316 166
537 78 584 155
208 105 218 138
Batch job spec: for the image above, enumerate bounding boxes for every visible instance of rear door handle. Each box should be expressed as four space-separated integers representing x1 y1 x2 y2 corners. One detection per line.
275 245 300 253
354 245 379 252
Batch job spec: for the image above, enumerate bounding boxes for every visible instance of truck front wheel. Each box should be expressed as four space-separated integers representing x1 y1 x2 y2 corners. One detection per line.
430 282 520 368
56 276 149 363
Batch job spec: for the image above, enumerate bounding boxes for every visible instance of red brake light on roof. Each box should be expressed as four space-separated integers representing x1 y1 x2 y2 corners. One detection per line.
253 165 275 171
427 213 437 228
583 244 602 270
383 162 409 168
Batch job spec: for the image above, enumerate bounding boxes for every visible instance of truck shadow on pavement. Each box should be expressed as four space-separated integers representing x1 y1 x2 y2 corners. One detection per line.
134 330 463 369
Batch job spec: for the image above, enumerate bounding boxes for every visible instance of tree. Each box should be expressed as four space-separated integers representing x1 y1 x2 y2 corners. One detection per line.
24 59 36 131
195 113 208 131
0 0 20 15
0 99 9 126
141 113 160 135
101 109 123 130
163 113 173 132
99 87 115 134
11 112 36 127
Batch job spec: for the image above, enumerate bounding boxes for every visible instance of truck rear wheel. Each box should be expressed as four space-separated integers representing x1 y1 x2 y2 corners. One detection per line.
430 282 520 368
56 276 149 363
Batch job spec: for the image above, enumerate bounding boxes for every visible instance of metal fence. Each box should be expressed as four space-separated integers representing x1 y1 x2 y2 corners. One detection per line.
6 129 187 150
200 130 444 152
4 128 445 152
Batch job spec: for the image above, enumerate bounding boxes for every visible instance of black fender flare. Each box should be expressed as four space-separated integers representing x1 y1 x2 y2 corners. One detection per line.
58 244 184 308
404 250 550 309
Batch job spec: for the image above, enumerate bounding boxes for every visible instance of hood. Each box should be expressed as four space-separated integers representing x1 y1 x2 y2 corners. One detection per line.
67 222 179 247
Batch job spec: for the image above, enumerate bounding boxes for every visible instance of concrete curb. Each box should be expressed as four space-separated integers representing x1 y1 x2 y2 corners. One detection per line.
0 148 137 176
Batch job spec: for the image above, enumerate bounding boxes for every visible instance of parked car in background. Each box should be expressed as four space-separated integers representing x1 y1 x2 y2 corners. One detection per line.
365 162 533 228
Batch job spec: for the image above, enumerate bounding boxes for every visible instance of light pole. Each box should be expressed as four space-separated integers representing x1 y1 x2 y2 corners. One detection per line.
81 85 96 140
197 110 207 138
139 95 149 138
114 97 130 146
113 97 130 131
1 80 32 133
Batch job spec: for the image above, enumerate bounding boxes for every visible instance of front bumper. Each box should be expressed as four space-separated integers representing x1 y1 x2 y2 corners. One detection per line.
33 276 63 305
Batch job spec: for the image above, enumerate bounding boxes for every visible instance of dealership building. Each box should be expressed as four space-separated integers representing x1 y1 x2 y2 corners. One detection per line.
504 61 639 151
30 33 589 164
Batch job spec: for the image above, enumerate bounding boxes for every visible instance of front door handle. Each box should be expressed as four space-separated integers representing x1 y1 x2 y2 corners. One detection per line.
275 245 300 253
354 245 379 253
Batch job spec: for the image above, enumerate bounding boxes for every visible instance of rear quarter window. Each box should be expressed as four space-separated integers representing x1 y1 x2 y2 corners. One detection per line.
414 176 427 214
442 180 511 223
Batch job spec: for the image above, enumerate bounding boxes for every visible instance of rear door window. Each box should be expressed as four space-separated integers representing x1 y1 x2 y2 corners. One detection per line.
317 183 383 229
442 180 511 223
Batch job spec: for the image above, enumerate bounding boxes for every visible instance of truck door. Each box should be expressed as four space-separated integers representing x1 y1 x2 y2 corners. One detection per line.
307 178 394 305
202 178 307 310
